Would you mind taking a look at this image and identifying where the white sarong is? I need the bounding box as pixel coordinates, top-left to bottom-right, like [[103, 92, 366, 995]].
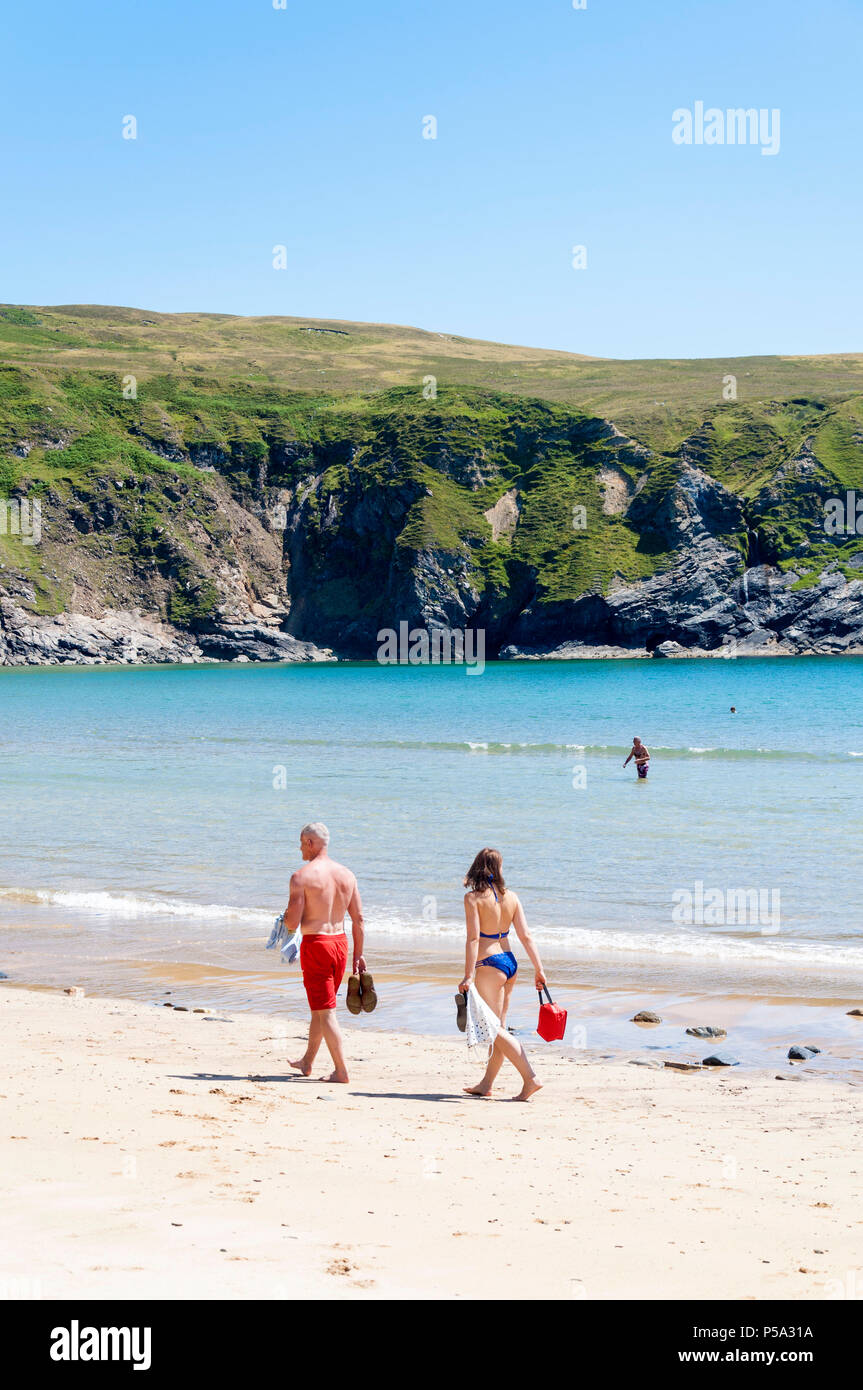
[[465, 983, 500, 1062]]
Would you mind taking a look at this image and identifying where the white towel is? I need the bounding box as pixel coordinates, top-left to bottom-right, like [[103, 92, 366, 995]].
[[265, 915, 301, 966], [265, 914, 286, 950], [465, 983, 500, 1062], [280, 928, 302, 966]]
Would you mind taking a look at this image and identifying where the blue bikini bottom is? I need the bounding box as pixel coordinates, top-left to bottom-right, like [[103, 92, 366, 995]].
[[476, 950, 518, 980]]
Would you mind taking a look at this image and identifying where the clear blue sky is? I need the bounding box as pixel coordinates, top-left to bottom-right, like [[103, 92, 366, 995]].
[[2, 0, 860, 358]]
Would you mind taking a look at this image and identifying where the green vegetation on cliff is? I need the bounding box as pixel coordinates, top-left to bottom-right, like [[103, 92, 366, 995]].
[[1, 304, 862, 649]]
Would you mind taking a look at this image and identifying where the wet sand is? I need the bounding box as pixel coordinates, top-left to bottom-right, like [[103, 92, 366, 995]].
[[3, 925, 862, 1081]]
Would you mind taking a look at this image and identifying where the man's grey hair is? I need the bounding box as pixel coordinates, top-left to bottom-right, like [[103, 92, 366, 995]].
[[300, 821, 330, 846]]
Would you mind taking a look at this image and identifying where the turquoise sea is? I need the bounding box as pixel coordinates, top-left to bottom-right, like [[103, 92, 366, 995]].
[[1, 657, 862, 1073]]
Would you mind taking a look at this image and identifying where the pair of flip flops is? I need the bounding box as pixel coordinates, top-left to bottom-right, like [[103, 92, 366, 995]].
[[346, 971, 377, 1014]]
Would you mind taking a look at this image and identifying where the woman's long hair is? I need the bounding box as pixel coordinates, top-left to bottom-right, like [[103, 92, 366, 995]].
[[464, 848, 506, 897]]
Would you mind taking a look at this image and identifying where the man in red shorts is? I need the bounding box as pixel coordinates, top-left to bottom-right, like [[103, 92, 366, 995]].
[[283, 822, 366, 1083]]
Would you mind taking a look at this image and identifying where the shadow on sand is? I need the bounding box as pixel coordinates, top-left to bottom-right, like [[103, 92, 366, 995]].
[[174, 1074, 462, 1100]]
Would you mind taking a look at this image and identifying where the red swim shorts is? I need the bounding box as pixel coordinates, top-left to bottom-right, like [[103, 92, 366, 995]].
[[300, 933, 349, 1011]]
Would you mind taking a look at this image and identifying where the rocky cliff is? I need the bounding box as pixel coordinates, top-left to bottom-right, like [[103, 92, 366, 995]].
[[2, 310, 862, 665]]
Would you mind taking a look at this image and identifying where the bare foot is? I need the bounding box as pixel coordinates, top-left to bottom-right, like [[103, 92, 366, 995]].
[[325, 1069, 350, 1084], [463, 1083, 493, 1097], [512, 1077, 543, 1102], [289, 1058, 312, 1076]]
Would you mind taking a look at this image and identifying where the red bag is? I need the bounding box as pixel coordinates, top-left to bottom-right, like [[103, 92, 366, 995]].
[[537, 984, 567, 1042]]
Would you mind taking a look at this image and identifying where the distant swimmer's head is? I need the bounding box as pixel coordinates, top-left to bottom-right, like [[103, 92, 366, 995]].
[[464, 847, 506, 899], [300, 821, 330, 859], [633, 736, 643, 746]]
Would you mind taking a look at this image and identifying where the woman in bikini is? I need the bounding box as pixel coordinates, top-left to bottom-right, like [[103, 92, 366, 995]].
[[458, 847, 546, 1101]]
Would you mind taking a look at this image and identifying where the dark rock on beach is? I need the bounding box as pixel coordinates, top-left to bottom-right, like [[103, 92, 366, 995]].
[[686, 1025, 727, 1039], [788, 1045, 821, 1060], [847, 1008, 863, 1017], [664, 1060, 703, 1072], [632, 1010, 662, 1024], [702, 1053, 740, 1067]]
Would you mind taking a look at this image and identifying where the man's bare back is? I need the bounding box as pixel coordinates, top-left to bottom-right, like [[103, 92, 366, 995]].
[[290, 855, 358, 935]]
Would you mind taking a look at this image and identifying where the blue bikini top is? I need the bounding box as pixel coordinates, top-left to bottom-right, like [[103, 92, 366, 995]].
[[479, 875, 507, 937]]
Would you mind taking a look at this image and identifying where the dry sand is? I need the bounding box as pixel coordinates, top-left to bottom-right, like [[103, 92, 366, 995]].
[[1, 985, 860, 1301]]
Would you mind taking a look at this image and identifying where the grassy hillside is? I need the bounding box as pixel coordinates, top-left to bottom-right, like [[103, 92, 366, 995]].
[[3, 302, 863, 452]]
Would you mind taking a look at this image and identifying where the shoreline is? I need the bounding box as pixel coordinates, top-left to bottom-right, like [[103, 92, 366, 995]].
[[4, 885, 863, 1081], [3, 647, 863, 671], [3, 609, 863, 672], [1, 982, 860, 1301], [3, 950, 862, 1084]]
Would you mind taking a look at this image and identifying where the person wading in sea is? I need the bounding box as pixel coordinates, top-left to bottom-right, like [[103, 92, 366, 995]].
[[283, 822, 368, 1084], [624, 736, 651, 780]]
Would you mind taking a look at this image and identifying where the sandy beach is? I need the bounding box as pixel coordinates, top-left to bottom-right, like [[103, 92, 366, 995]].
[[1, 983, 860, 1302]]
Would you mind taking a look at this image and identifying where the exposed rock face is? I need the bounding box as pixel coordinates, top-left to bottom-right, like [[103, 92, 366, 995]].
[[0, 599, 332, 667], [195, 622, 331, 664], [483, 488, 520, 539], [0, 599, 199, 666], [1, 377, 862, 665], [598, 464, 634, 515], [500, 462, 863, 659]]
